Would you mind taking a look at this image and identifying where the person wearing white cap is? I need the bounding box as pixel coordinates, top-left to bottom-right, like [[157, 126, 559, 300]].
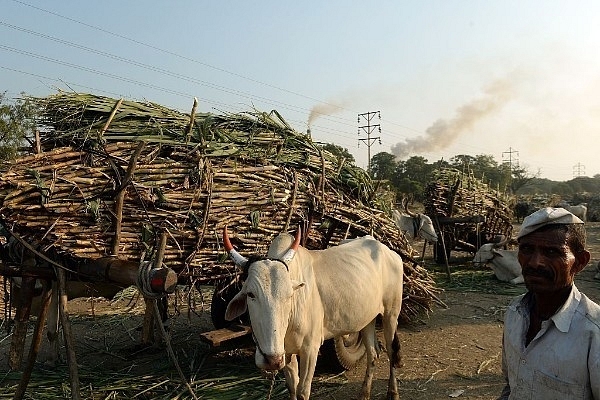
[[498, 207, 600, 400]]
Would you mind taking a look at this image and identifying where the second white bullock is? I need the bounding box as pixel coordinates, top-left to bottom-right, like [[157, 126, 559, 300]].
[[224, 227, 404, 400], [392, 200, 438, 243], [567, 204, 588, 222], [558, 202, 588, 222], [473, 241, 524, 285]]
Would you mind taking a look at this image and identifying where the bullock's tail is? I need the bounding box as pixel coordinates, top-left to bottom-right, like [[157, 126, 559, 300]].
[[391, 331, 402, 368]]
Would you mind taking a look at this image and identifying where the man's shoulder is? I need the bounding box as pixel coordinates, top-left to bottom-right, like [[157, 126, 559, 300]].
[[579, 293, 600, 329], [507, 293, 527, 308]]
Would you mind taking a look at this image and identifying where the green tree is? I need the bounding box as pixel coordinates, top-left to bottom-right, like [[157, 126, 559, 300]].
[[510, 165, 539, 194], [369, 152, 397, 181], [0, 92, 36, 161], [395, 156, 434, 201]]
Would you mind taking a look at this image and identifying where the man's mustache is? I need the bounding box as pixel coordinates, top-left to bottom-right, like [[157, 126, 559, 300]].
[[522, 267, 554, 280]]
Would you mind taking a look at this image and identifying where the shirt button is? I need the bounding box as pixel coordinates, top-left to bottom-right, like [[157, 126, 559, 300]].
[[521, 359, 526, 365]]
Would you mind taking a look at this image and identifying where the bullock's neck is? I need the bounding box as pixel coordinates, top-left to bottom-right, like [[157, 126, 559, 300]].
[[400, 214, 420, 239]]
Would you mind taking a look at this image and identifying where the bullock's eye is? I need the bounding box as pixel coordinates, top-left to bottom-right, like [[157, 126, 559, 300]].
[[247, 292, 256, 299]]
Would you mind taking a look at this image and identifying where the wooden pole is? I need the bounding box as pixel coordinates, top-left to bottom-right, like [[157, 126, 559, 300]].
[[13, 283, 52, 400], [420, 241, 427, 267], [111, 142, 145, 256], [142, 231, 169, 345], [56, 267, 81, 400], [99, 98, 123, 137], [186, 97, 198, 144], [1, 258, 177, 294], [434, 216, 452, 279], [34, 129, 41, 155], [8, 276, 36, 370]]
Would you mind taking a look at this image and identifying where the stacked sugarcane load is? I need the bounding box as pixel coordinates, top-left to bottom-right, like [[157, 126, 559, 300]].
[[424, 168, 514, 256], [0, 92, 441, 320]]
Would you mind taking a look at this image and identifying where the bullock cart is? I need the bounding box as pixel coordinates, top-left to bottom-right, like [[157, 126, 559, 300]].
[[423, 168, 514, 270], [0, 93, 441, 393]]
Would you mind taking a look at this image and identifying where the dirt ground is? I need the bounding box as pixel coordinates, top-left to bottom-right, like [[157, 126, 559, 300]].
[[1, 223, 599, 400]]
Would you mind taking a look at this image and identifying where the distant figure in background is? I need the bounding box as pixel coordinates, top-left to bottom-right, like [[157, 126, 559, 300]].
[[498, 207, 600, 400]]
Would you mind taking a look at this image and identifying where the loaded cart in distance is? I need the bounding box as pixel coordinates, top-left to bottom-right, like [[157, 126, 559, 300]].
[[423, 168, 514, 268]]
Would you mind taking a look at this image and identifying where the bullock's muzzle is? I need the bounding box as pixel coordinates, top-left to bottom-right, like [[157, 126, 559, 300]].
[[252, 332, 285, 370]]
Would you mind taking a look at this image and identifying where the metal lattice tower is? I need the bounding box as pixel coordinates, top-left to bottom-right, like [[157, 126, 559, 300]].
[[358, 111, 381, 174]]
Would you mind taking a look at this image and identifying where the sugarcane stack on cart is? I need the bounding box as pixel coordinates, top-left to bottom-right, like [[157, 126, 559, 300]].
[[0, 93, 442, 376], [423, 167, 514, 269]]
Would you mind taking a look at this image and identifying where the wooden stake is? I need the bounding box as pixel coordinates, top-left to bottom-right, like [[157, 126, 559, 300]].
[[34, 129, 41, 155], [13, 283, 52, 400], [56, 267, 81, 400], [142, 231, 169, 345], [186, 97, 198, 143], [111, 142, 145, 256], [8, 276, 36, 370], [99, 98, 123, 137]]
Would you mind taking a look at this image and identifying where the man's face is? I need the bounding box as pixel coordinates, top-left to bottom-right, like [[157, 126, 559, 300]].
[[517, 228, 586, 293]]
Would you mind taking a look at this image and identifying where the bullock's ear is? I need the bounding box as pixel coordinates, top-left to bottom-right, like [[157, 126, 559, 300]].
[[291, 280, 305, 291], [225, 291, 248, 321]]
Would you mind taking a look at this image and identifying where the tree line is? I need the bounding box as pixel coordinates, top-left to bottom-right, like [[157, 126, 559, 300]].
[[323, 143, 600, 202]]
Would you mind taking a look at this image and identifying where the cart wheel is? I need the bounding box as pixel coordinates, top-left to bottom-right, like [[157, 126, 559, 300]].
[[320, 332, 366, 371], [210, 281, 247, 329]]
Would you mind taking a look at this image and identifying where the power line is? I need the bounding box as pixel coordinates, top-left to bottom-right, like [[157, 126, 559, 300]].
[[8, 0, 360, 121]]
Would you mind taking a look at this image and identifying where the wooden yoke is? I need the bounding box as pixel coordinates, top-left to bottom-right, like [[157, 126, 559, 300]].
[[79, 257, 177, 294], [0, 257, 178, 295]]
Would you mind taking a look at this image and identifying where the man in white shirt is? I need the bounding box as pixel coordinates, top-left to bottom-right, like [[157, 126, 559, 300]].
[[498, 207, 600, 400]]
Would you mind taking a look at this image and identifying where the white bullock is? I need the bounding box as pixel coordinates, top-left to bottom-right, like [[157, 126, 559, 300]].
[[567, 204, 587, 222], [392, 201, 438, 243], [473, 242, 524, 285], [224, 227, 404, 400], [558, 202, 588, 222]]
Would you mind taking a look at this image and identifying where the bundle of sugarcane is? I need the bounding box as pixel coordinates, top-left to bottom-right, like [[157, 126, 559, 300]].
[[0, 92, 440, 320], [423, 167, 514, 239]]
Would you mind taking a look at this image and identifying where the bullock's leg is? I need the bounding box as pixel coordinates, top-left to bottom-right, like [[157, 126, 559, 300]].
[[283, 354, 299, 399], [382, 310, 401, 400], [359, 319, 378, 400], [297, 346, 319, 400]]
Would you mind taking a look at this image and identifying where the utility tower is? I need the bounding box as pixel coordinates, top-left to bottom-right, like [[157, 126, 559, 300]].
[[573, 162, 586, 178], [502, 147, 519, 170], [357, 111, 381, 173]]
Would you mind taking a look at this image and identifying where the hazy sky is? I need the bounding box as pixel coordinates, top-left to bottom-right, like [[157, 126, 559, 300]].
[[2, 0, 599, 181]]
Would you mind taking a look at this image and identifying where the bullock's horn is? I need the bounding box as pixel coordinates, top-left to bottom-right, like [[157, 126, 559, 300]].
[[403, 198, 417, 217], [223, 226, 248, 266], [493, 235, 509, 248], [281, 226, 301, 263]]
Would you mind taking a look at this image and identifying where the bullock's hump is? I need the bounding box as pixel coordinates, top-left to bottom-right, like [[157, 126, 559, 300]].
[[267, 233, 295, 259]]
